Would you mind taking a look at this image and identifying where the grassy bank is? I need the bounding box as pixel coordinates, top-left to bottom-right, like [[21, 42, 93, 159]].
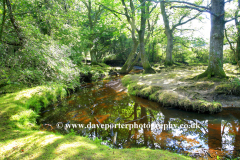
[[120, 64, 240, 114], [0, 83, 192, 159]]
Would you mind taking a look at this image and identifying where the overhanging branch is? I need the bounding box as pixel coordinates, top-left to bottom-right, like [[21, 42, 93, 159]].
[[170, 6, 217, 16], [148, 0, 209, 10]]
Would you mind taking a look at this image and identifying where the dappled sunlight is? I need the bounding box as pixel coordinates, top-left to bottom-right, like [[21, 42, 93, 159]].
[[57, 141, 97, 153], [143, 74, 154, 77], [163, 79, 174, 84], [137, 82, 144, 85], [39, 134, 62, 146], [14, 86, 44, 100]]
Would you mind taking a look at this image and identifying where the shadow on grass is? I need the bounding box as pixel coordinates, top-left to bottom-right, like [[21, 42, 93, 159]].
[[0, 85, 191, 160]]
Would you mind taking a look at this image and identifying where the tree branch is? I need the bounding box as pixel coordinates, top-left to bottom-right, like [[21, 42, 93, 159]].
[[148, 0, 209, 10], [170, 6, 217, 16], [99, 3, 129, 17], [225, 29, 239, 67], [173, 11, 202, 30], [121, 0, 132, 24], [6, 0, 24, 44], [225, 15, 240, 23]]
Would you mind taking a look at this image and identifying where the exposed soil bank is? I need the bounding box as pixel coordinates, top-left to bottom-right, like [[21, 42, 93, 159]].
[[122, 64, 240, 114]]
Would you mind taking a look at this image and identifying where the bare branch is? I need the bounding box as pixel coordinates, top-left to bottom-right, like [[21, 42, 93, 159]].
[[99, 3, 129, 17], [225, 14, 240, 23], [173, 11, 202, 30], [149, 3, 158, 14], [170, 6, 217, 16], [148, 0, 209, 10], [121, 0, 132, 24], [225, 29, 240, 67]]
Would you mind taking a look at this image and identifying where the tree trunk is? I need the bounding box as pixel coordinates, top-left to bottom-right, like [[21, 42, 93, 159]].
[[152, 41, 155, 62], [139, 0, 155, 74], [0, 0, 6, 41], [139, 36, 155, 73], [160, 2, 173, 66], [198, 0, 226, 78], [165, 31, 174, 65], [120, 41, 139, 74], [6, 0, 24, 44], [236, 0, 240, 61], [237, 35, 240, 61], [90, 48, 98, 65]]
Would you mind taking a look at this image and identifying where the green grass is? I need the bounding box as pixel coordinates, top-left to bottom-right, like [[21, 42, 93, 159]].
[[0, 84, 192, 160]]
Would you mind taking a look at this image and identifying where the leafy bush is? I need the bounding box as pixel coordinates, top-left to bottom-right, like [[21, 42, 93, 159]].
[[0, 37, 81, 88]]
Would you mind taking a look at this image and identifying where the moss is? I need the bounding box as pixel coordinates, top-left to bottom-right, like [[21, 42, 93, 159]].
[[195, 82, 214, 89], [167, 73, 177, 78], [158, 91, 179, 107], [215, 79, 240, 96], [143, 67, 156, 74], [149, 90, 162, 101], [196, 66, 227, 79], [121, 75, 138, 87], [178, 97, 192, 111], [192, 100, 222, 114], [164, 60, 173, 66], [128, 83, 148, 96], [137, 85, 162, 98], [123, 73, 223, 114]]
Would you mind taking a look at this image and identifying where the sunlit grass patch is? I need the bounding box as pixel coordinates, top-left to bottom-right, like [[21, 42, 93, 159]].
[[0, 82, 192, 160]]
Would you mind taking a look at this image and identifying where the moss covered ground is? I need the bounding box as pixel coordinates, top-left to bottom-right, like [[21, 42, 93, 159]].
[[122, 63, 240, 113]]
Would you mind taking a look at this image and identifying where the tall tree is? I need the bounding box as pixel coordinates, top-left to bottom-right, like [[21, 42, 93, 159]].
[[138, 0, 156, 73], [160, 1, 201, 66], [119, 0, 155, 73], [81, 0, 104, 65], [157, 0, 231, 78], [235, 0, 240, 61], [199, 0, 226, 78], [0, 0, 6, 41]]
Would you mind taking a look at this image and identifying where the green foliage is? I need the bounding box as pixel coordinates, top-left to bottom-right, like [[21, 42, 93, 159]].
[[0, 37, 81, 88], [24, 84, 67, 113], [68, 129, 77, 136]]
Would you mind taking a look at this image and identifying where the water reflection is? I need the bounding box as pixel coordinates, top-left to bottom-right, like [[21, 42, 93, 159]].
[[39, 78, 240, 159]]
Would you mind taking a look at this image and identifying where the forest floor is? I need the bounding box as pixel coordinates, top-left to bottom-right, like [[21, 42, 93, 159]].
[[122, 63, 240, 114], [0, 65, 192, 160]]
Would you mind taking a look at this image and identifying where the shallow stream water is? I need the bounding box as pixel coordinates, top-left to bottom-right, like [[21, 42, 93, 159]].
[[39, 77, 240, 159]]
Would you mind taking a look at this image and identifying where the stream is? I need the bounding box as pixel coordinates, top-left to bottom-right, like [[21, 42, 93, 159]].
[[39, 76, 240, 159]]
